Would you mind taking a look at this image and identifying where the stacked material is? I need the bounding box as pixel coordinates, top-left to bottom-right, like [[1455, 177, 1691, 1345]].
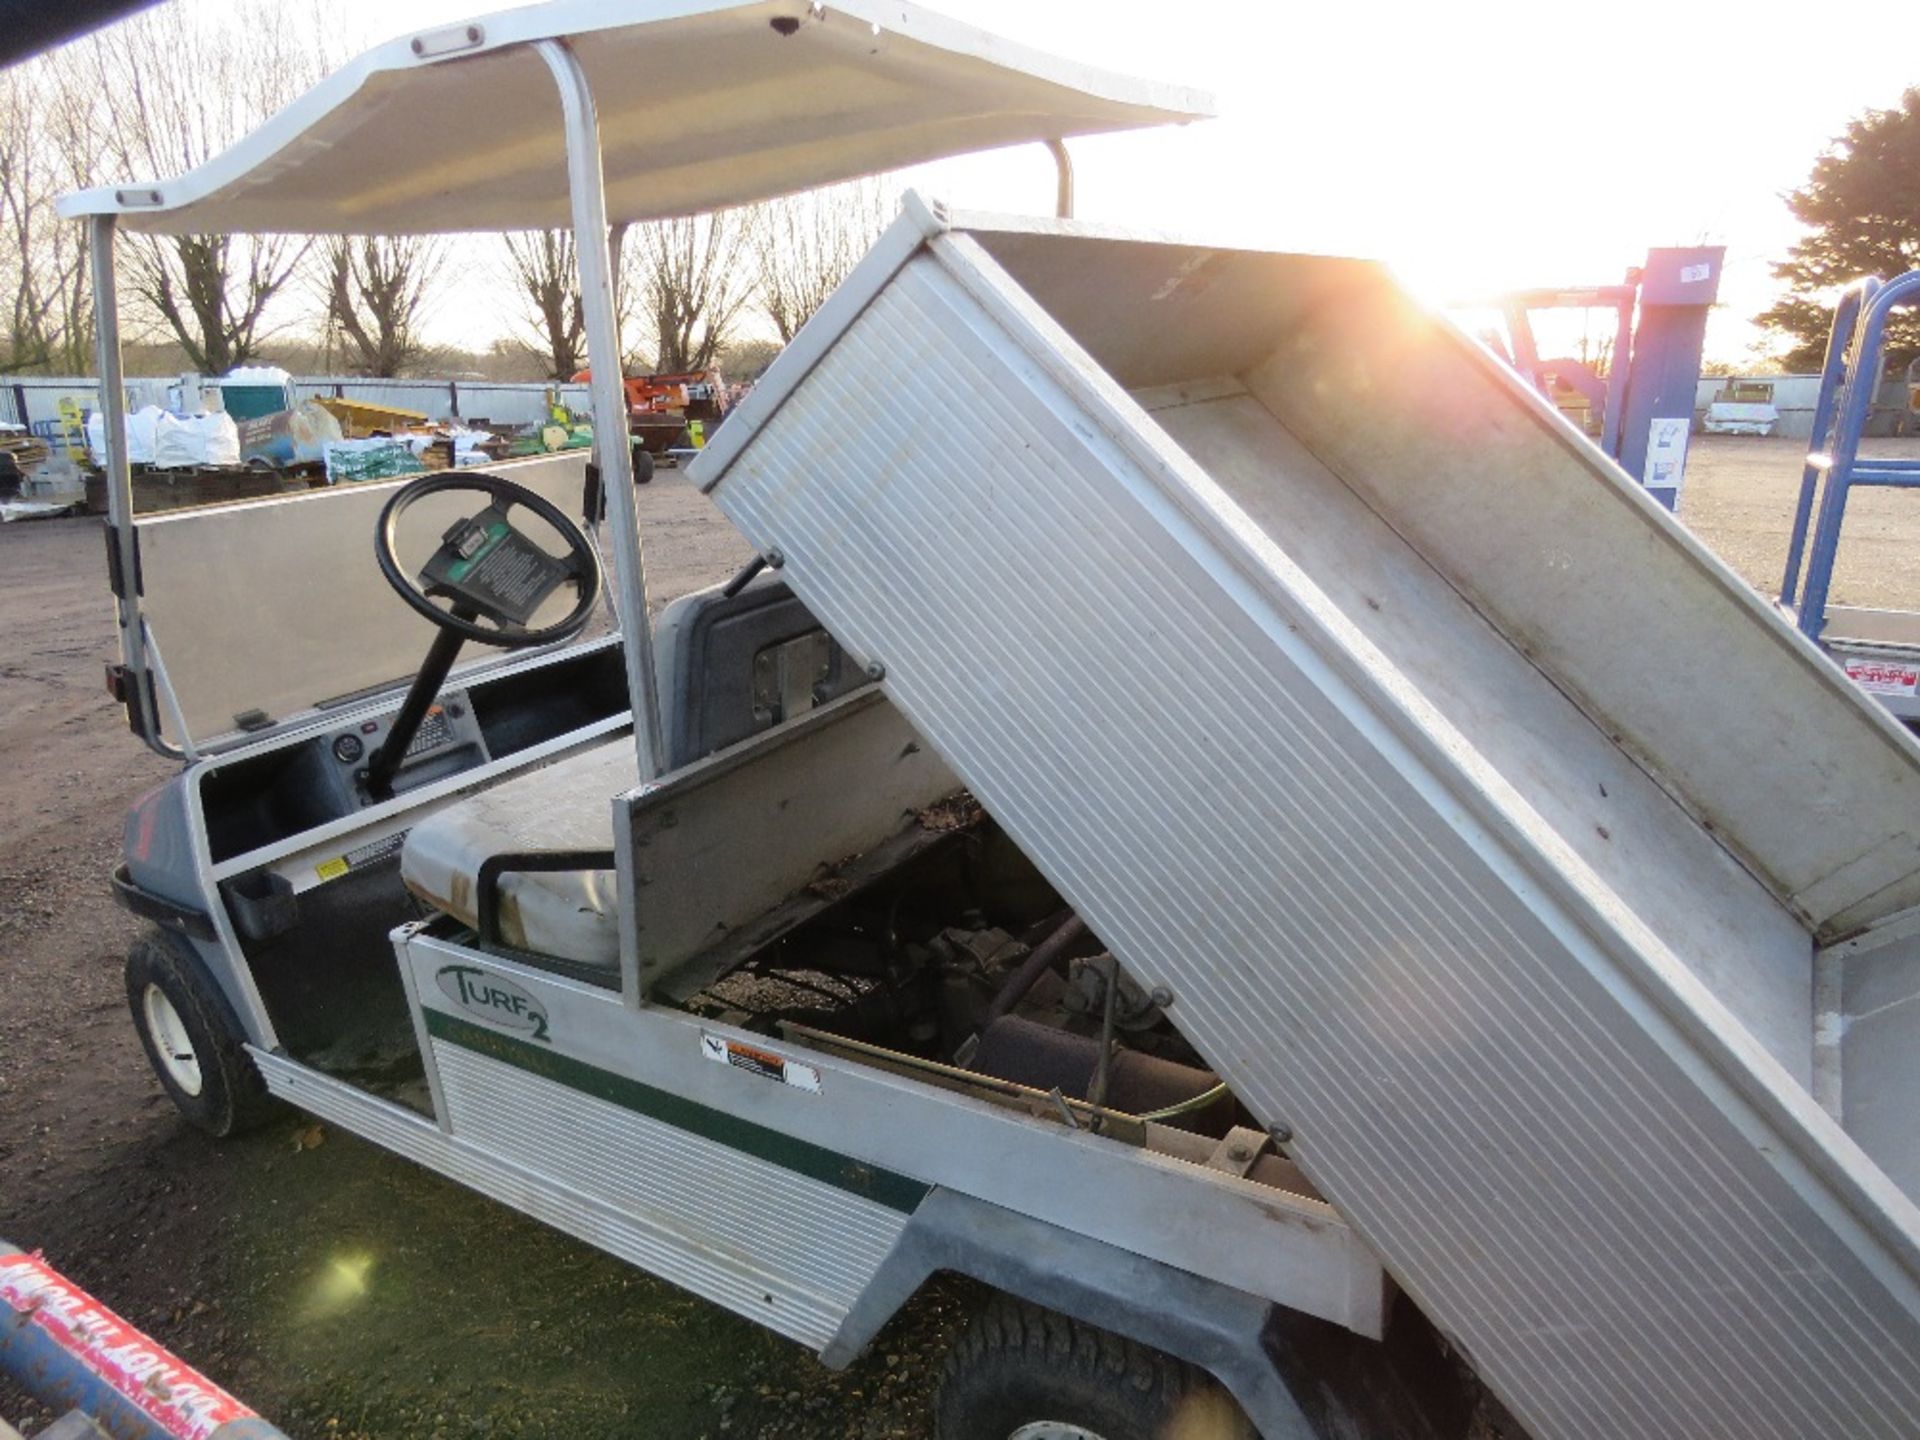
[[86, 406, 241, 469], [0, 456, 84, 522], [323, 426, 502, 482], [0, 424, 50, 475], [324, 437, 427, 483]]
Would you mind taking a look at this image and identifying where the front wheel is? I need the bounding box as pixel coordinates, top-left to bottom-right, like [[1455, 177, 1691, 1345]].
[[126, 932, 280, 1138], [936, 1296, 1254, 1440]]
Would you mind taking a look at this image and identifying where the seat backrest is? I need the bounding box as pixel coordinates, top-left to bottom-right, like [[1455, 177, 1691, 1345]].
[[654, 573, 868, 770]]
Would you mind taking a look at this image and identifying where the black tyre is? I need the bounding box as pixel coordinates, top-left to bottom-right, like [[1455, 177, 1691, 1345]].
[[126, 931, 280, 1137], [937, 1295, 1255, 1440]]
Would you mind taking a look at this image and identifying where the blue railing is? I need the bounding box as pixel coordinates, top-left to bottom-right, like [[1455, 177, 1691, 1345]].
[[1780, 271, 1920, 639]]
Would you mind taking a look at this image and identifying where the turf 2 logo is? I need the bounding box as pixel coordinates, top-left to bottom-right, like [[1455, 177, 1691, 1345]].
[[436, 964, 550, 1042]]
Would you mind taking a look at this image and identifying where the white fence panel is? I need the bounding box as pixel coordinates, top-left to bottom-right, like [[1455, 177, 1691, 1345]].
[[0, 375, 595, 432], [289, 377, 592, 426]]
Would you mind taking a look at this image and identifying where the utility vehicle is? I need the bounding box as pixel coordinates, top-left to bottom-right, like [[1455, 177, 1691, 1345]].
[[67, 3, 1920, 1439]]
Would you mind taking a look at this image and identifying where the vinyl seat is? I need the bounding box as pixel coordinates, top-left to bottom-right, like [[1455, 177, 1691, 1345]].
[[400, 738, 638, 971]]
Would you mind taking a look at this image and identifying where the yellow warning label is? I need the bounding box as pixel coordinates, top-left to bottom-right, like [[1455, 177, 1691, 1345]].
[[315, 857, 349, 882]]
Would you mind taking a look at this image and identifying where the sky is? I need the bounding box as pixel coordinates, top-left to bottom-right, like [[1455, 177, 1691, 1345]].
[[314, 0, 1917, 367]]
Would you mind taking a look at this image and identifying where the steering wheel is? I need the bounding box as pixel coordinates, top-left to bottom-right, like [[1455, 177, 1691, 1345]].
[[363, 471, 602, 799], [375, 471, 601, 648]]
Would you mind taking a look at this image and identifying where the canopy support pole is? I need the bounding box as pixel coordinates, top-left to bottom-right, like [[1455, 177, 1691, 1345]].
[[1045, 138, 1074, 219], [537, 38, 666, 781], [89, 213, 178, 759]]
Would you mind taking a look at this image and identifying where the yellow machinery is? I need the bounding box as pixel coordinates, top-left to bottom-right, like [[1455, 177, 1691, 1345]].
[[314, 395, 431, 438]]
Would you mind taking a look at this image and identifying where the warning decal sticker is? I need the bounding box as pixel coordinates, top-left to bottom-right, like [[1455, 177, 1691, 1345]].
[[700, 1032, 822, 1093], [315, 829, 410, 884]]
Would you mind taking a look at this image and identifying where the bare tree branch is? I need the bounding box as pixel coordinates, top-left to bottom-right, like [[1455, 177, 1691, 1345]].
[[748, 179, 893, 344], [77, 3, 330, 374], [0, 54, 100, 373], [320, 235, 445, 376], [629, 211, 752, 373], [499, 230, 589, 380]]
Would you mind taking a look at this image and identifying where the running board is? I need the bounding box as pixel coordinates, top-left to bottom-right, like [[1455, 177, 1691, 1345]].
[[248, 1049, 865, 1351]]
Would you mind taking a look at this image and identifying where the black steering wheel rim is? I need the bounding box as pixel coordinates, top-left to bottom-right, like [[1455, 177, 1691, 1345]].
[[375, 471, 601, 648]]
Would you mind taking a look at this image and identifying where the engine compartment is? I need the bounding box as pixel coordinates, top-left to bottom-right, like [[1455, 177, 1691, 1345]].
[[682, 807, 1242, 1143]]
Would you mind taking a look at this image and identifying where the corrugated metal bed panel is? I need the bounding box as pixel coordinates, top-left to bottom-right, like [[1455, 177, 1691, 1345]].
[[692, 216, 1920, 1440]]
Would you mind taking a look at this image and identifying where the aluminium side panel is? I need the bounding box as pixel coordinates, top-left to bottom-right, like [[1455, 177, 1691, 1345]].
[[325, 929, 1383, 1349], [693, 234, 1920, 1440], [251, 1039, 898, 1353]]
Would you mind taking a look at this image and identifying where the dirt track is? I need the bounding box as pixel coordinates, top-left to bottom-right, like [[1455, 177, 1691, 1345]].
[[2, 438, 1917, 1438]]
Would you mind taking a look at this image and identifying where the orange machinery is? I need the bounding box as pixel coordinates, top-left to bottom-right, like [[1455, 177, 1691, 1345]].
[[570, 367, 729, 455]]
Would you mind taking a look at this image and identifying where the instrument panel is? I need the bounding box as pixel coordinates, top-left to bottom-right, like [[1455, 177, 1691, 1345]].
[[324, 691, 488, 797]]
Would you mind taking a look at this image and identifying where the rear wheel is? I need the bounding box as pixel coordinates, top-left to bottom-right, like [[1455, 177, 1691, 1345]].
[[936, 1295, 1254, 1440], [126, 932, 280, 1137]]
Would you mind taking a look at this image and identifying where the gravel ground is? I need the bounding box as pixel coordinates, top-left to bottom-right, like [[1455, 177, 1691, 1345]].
[[1676, 433, 1920, 612], [1, 436, 1915, 1438]]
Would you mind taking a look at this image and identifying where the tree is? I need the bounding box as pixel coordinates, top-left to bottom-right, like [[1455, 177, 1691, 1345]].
[[629, 212, 751, 373], [1758, 89, 1920, 372], [79, 4, 327, 374], [716, 336, 782, 380], [322, 235, 444, 376], [0, 56, 99, 373], [749, 178, 892, 344], [500, 229, 588, 379]]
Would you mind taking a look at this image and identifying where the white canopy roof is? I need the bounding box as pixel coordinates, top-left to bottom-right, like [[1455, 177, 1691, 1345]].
[[59, 0, 1211, 235]]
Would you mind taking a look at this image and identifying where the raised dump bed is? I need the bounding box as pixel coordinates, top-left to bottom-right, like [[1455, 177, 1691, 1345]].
[[692, 197, 1920, 1440]]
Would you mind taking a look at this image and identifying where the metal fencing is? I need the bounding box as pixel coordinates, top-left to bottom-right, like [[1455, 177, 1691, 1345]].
[[286, 377, 592, 426], [0, 374, 594, 430], [0, 376, 110, 431]]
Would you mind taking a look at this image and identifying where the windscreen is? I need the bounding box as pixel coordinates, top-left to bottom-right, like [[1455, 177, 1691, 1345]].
[[132, 451, 594, 750]]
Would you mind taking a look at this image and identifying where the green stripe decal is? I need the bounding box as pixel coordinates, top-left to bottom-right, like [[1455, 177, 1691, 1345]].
[[425, 1009, 932, 1214]]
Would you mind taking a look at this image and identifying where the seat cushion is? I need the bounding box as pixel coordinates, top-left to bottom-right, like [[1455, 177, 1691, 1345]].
[[400, 738, 640, 970]]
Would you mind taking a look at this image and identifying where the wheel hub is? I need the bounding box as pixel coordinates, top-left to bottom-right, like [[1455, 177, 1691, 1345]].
[[1009, 1424, 1109, 1440], [142, 983, 203, 1097]]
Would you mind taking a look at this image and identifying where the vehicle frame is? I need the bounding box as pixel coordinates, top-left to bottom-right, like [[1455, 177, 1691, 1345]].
[[63, 5, 1408, 1437]]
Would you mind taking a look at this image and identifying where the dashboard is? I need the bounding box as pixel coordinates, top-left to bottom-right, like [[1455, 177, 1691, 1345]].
[[322, 692, 489, 801], [200, 639, 629, 864]]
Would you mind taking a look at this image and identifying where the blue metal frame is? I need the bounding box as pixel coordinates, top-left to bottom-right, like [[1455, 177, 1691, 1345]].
[[2, 1238, 289, 1440], [1780, 271, 1920, 639], [1492, 249, 1721, 510], [1502, 284, 1637, 460]]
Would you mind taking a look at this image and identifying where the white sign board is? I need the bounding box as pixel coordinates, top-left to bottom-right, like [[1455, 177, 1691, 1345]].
[[1845, 657, 1920, 697], [1643, 416, 1691, 496]]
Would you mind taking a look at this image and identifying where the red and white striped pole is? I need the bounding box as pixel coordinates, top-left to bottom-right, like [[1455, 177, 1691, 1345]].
[[1, 1244, 288, 1440]]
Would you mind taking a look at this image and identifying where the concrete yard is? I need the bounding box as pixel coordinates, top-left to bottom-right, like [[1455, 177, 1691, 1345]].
[[1679, 434, 1920, 613], [1, 436, 1915, 1437]]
